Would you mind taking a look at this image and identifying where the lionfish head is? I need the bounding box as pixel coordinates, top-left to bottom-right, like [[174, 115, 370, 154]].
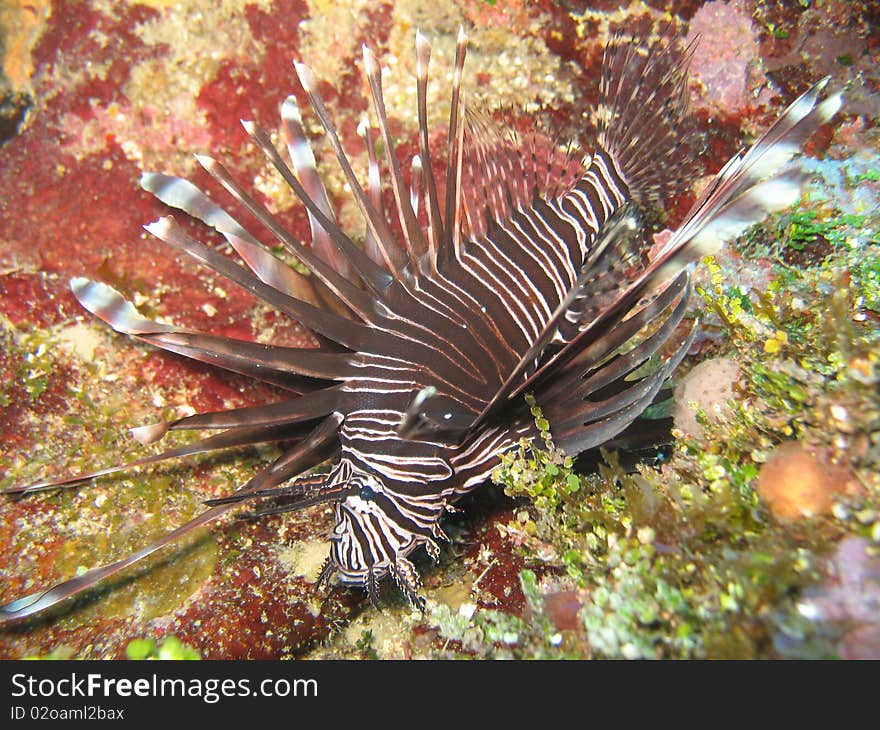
[[322, 459, 433, 608]]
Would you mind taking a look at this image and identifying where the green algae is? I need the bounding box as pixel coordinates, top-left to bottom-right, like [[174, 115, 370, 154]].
[[430, 570, 573, 659], [354, 630, 379, 660], [125, 635, 201, 660], [472, 195, 880, 659], [21, 635, 200, 660], [0, 318, 58, 414]]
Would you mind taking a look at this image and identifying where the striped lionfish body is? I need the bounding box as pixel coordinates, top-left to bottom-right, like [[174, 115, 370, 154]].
[[1, 28, 840, 619]]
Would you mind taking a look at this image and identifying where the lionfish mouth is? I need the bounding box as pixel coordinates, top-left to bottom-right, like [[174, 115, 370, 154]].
[[0, 25, 841, 621]]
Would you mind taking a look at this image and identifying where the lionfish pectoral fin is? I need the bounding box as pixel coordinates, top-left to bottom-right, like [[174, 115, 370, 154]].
[[528, 77, 842, 390], [545, 320, 698, 455], [522, 266, 693, 454], [140, 173, 322, 307], [3, 421, 315, 496], [655, 78, 843, 264], [0, 505, 229, 624], [142, 216, 369, 351], [598, 390, 678, 454], [72, 278, 351, 389], [165, 386, 343, 433], [129, 420, 169, 445], [0, 416, 342, 624], [391, 557, 426, 612], [70, 277, 173, 336]]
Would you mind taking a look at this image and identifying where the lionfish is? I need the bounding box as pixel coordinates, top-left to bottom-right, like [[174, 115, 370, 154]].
[[1, 27, 840, 620]]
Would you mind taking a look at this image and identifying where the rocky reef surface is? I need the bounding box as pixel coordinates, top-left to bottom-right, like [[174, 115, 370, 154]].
[[0, 0, 877, 659]]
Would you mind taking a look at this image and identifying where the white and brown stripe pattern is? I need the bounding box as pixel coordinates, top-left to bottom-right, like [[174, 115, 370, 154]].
[[0, 28, 841, 620]]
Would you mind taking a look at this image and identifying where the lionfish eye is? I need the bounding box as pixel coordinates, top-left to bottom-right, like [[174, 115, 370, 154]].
[[359, 484, 377, 501]]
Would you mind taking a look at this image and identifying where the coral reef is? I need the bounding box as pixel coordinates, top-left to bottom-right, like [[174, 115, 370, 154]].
[[1, 0, 878, 659]]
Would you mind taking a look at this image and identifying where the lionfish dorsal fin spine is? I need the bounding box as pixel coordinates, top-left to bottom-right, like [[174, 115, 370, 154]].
[[241, 117, 393, 298], [442, 26, 468, 258], [415, 29, 444, 270], [409, 154, 423, 219], [0, 414, 342, 622], [362, 44, 429, 271], [293, 59, 409, 279], [597, 30, 697, 205], [167, 384, 344, 432], [193, 152, 377, 321], [458, 109, 587, 241], [142, 216, 369, 350], [278, 96, 354, 282], [451, 86, 467, 258], [357, 118, 393, 270]]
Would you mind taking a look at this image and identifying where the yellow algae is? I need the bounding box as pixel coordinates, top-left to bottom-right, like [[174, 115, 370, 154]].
[[54, 516, 219, 623], [276, 539, 330, 583], [343, 607, 420, 659], [299, 0, 375, 90], [384, 0, 574, 128], [0, 0, 51, 93], [54, 321, 104, 364], [124, 0, 188, 9]]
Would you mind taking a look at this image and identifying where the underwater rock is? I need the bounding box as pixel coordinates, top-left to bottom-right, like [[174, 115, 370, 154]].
[[798, 536, 880, 660], [840, 624, 880, 660], [685, 0, 768, 114]]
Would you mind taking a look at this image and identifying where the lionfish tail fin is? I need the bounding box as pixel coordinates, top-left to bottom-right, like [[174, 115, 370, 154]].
[[656, 78, 843, 267], [597, 29, 697, 205]]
